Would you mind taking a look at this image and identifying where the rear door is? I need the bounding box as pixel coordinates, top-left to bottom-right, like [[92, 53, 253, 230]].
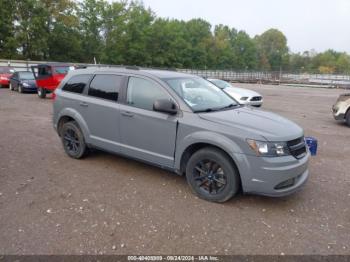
[[119, 76, 178, 168], [80, 74, 127, 153]]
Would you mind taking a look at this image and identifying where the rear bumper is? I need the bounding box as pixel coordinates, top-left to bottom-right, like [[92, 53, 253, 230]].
[[0, 80, 9, 86], [234, 151, 310, 197]]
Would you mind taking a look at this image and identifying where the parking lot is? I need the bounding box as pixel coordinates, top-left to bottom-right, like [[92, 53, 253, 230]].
[[0, 83, 349, 255]]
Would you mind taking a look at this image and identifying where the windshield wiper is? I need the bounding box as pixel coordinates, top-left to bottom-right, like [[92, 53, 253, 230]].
[[194, 108, 215, 113], [194, 104, 238, 113]]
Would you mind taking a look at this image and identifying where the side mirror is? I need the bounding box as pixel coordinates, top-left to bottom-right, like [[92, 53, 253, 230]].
[[153, 99, 178, 115]]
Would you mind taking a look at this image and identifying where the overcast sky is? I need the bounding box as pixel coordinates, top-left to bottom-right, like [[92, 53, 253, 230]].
[[138, 0, 350, 53]]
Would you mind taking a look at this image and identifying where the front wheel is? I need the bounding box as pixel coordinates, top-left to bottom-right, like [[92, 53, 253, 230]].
[[60, 121, 87, 159], [37, 87, 46, 98], [346, 110, 350, 127], [186, 147, 240, 202]]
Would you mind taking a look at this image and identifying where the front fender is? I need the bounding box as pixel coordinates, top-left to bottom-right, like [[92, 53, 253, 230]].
[[174, 130, 244, 172]]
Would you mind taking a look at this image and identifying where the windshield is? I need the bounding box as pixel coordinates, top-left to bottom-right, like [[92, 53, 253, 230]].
[[209, 79, 232, 89], [19, 72, 35, 80], [164, 77, 238, 112]]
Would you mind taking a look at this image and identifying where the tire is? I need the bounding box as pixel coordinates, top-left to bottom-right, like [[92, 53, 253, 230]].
[[60, 121, 88, 159], [346, 110, 350, 127], [37, 87, 46, 98], [18, 85, 23, 93], [185, 147, 240, 202]]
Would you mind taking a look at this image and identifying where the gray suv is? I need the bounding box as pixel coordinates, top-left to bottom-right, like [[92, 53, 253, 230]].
[[53, 68, 310, 202]]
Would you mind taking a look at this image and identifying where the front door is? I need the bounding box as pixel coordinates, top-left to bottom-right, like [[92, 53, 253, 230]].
[[119, 76, 178, 168]]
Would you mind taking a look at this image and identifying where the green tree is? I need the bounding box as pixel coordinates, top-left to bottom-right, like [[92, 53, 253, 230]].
[[148, 18, 191, 68], [102, 1, 128, 64], [120, 1, 155, 66], [255, 29, 289, 70], [0, 0, 17, 59], [185, 19, 212, 69], [231, 30, 257, 70], [14, 0, 48, 59], [209, 25, 234, 69], [78, 0, 106, 63], [336, 53, 350, 74]]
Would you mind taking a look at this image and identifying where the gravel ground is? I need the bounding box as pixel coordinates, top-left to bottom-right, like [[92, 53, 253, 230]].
[[0, 84, 349, 255]]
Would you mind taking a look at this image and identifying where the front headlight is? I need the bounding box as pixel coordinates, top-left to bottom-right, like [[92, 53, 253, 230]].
[[22, 82, 30, 87], [247, 139, 289, 157]]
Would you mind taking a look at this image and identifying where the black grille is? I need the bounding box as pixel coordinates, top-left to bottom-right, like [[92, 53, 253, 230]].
[[250, 96, 262, 101], [287, 137, 307, 159]]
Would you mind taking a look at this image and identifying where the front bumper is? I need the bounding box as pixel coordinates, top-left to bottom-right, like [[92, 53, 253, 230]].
[[23, 85, 37, 91], [241, 100, 263, 107], [248, 100, 263, 107], [234, 151, 310, 197], [332, 104, 346, 120]]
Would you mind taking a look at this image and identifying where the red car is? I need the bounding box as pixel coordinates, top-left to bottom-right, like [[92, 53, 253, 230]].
[[31, 63, 74, 98], [0, 66, 15, 88]]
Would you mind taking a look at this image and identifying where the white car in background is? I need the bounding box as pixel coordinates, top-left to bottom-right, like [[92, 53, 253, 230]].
[[207, 78, 263, 107]]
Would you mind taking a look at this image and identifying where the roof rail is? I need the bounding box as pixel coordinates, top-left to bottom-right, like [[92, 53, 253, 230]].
[[125, 66, 140, 70]]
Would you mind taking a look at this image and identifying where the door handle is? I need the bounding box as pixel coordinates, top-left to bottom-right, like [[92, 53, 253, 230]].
[[79, 102, 88, 107], [121, 111, 134, 118]]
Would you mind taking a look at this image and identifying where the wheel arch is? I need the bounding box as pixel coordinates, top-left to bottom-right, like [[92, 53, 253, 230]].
[[56, 108, 90, 141], [176, 131, 244, 185]]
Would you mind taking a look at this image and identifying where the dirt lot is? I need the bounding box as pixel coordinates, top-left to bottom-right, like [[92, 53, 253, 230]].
[[0, 84, 349, 255]]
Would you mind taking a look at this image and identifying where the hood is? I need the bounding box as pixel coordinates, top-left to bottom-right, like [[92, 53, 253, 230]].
[[224, 87, 261, 98], [199, 107, 303, 142], [336, 93, 350, 102]]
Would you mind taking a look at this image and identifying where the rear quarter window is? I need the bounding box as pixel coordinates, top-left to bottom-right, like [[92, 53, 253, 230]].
[[62, 74, 92, 94]]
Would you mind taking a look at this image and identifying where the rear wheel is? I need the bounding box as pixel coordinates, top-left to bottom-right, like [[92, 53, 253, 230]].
[[37, 87, 46, 98], [185, 147, 240, 202], [61, 121, 87, 159], [346, 110, 350, 127]]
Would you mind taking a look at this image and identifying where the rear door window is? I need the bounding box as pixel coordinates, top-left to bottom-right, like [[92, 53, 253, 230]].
[[88, 74, 123, 102], [62, 74, 92, 94]]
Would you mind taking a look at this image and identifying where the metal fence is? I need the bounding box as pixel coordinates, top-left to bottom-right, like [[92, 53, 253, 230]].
[[1, 59, 350, 88], [178, 69, 350, 88]]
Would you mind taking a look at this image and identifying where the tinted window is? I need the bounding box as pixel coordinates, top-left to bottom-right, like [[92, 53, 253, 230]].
[[88, 75, 123, 101], [62, 74, 91, 94], [38, 67, 51, 76], [127, 77, 170, 111]]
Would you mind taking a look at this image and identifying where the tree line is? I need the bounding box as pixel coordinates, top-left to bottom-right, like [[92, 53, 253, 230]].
[[1, 0, 349, 74]]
